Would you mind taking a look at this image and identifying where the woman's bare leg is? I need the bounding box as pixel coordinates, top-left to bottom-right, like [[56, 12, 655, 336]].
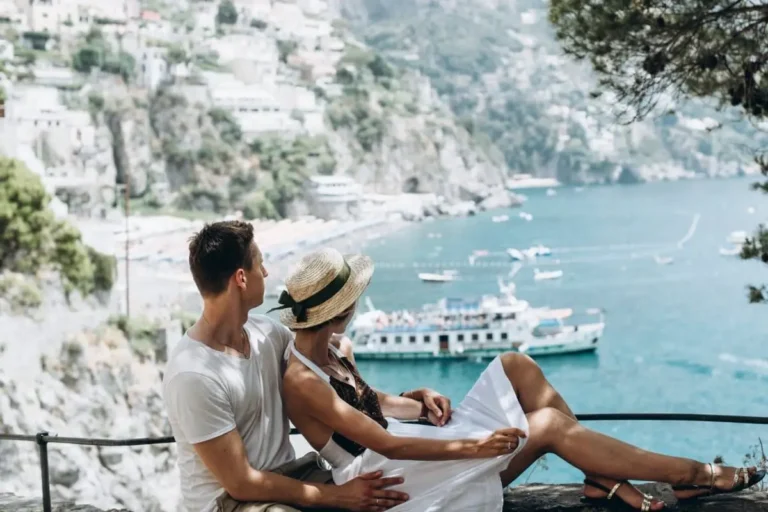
[[501, 407, 757, 509], [496, 353, 758, 508], [498, 352, 653, 504]]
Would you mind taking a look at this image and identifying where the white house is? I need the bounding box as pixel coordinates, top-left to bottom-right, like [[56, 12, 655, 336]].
[[135, 45, 169, 90], [24, 0, 63, 33], [32, 65, 79, 87], [210, 84, 299, 137], [205, 34, 278, 87], [304, 175, 363, 220], [0, 38, 14, 61]]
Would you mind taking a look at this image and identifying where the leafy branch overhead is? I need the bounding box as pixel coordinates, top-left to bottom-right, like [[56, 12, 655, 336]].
[[548, 0, 768, 302]]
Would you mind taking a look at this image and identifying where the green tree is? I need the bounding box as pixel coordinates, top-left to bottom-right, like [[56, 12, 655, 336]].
[[548, 0, 768, 301], [0, 157, 115, 299], [216, 0, 238, 25]]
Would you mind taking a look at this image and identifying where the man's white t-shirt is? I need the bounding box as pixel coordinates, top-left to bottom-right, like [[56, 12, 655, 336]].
[[162, 313, 296, 512]]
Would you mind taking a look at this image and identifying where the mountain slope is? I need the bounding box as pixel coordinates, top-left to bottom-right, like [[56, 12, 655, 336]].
[[337, 0, 767, 184]]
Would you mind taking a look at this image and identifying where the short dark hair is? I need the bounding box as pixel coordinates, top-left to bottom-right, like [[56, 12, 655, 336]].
[[188, 220, 255, 296]]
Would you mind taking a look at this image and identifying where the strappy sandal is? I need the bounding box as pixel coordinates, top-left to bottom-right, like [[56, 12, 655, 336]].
[[583, 479, 661, 511], [672, 462, 766, 499]]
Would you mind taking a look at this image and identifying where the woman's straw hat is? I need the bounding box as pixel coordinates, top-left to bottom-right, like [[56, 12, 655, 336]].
[[271, 247, 374, 329]]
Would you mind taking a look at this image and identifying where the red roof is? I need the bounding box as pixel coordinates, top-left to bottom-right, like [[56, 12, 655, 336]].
[[141, 10, 162, 21]]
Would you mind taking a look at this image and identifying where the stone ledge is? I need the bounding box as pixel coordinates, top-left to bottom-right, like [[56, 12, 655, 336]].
[[3, 484, 767, 511], [503, 483, 768, 511]]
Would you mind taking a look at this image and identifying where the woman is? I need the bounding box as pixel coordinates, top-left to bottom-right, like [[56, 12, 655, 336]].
[[272, 248, 764, 511]]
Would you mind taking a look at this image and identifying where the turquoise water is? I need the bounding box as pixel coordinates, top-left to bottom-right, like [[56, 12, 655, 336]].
[[353, 178, 768, 484]]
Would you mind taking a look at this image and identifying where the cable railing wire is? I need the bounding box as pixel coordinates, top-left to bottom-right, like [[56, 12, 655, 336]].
[[2, 412, 767, 512]]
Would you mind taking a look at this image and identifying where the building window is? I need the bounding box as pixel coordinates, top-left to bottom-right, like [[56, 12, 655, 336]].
[[395, 336, 402, 344], [380, 336, 387, 344], [423, 335, 431, 343], [486, 332, 494, 341], [471, 333, 479, 342], [409, 335, 416, 344], [457, 334, 464, 342], [500, 332, 508, 341]]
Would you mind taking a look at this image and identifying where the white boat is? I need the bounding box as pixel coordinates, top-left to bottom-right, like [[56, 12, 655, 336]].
[[418, 270, 458, 282], [528, 244, 552, 257], [492, 215, 510, 223], [727, 230, 748, 244], [719, 246, 742, 256], [506, 174, 561, 190], [534, 269, 563, 281], [519, 212, 534, 221], [349, 280, 604, 360], [546, 188, 557, 197], [654, 255, 674, 265], [507, 248, 526, 261]]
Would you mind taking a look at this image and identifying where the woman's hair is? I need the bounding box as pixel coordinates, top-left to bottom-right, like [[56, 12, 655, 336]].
[[299, 305, 355, 332]]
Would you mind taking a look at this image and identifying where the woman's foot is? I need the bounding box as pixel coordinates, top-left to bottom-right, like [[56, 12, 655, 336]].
[[584, 476, 665, 510], [673, 464, 765, 500]]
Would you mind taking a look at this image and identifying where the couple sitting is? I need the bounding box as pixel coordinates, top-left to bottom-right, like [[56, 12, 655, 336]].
[[162, 220, 764, 512]]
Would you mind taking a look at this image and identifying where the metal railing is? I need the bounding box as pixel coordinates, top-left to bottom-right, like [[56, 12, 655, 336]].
[[2, 413, 768, 512]]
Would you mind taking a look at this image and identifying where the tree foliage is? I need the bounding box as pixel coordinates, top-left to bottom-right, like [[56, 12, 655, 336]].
[[216, 0, 238, 25], [549, 0, 768, 302], [0, 157, 116, 301], [549, 1, 768, 121]]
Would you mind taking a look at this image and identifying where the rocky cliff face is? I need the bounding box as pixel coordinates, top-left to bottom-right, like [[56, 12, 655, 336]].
[[0, 326, 177, 512], [338, 0, 768, 184]]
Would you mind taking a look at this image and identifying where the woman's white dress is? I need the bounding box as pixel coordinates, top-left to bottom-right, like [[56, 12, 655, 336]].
[[289, 343, 529, 512]]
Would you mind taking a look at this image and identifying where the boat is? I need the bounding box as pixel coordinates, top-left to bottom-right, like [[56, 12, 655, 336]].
[[418, 270, 458, 282], [546, 188, 557, 197], [349, 279, 604, 360], [727, 230, 748, 244], [533, 269, 563, 281], [507, 245, 552, 262], [654, 255, 674, 265], [519, 212, 533, 221], [719, 246, 742, 256], [492, 215, 510, 223]]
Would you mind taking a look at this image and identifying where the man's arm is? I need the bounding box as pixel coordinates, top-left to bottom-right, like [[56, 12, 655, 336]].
[[166, 371, 408, 511], [194, 429, 408, 509]]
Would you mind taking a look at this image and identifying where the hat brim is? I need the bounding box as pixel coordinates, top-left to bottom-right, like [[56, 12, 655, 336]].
[[280, 253, 374, 330]]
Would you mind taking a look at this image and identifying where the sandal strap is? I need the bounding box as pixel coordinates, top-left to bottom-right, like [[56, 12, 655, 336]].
[[734, 468, 749, 489], [606, 481, 623, 500], [709, 462, 716, 489]]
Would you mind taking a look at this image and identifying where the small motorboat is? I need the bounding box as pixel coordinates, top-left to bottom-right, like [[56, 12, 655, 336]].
[[534, 269, 563, 281], [727, 230, 748, 244], [719, 246, 742, 257], [519, 212, 533, 221], [654, 255, 674, 265], [492, 215, 510, 223], [418, 270, 458, 282]]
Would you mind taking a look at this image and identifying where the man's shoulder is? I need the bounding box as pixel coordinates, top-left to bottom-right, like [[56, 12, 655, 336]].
[[163, 336, 219, 385], [246, 312, 292, 352]]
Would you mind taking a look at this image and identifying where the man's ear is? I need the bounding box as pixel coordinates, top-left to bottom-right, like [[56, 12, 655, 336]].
[[234, 268, 247, 288]]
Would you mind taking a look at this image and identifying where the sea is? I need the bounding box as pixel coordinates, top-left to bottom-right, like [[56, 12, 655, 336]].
[[347, 177, 768, 484]]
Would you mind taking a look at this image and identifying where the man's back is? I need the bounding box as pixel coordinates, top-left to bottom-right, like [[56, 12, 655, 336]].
[[163, 313, 295, 512]]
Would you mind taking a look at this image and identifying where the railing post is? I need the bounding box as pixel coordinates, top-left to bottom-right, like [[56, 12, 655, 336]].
[[35, 432, 51, 512]]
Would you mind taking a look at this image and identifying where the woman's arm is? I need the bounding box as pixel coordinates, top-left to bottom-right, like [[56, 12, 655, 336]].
[[284, 371, 524, 462]]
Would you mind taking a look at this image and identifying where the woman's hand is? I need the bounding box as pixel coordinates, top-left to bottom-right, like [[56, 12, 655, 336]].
[[465, 428, 526, 459]]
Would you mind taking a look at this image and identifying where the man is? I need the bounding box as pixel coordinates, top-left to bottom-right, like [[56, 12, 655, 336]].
[[162, 221, 451, 512]]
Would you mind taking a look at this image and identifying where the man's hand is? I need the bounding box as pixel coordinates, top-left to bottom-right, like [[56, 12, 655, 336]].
[[407, 388, 452, 427], [331, 470, 408, 511]]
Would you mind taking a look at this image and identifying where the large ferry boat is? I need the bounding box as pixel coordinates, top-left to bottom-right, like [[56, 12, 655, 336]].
[[349, 279, 605, 360]]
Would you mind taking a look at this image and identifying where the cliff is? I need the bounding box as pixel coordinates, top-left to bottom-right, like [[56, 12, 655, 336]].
[[2, 484, 766, 512], [338, 0, 768, 184]]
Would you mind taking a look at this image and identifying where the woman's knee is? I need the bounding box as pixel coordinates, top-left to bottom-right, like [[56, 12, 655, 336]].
[[526, 407, 572, 448], [501, 352, 541, 379]]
